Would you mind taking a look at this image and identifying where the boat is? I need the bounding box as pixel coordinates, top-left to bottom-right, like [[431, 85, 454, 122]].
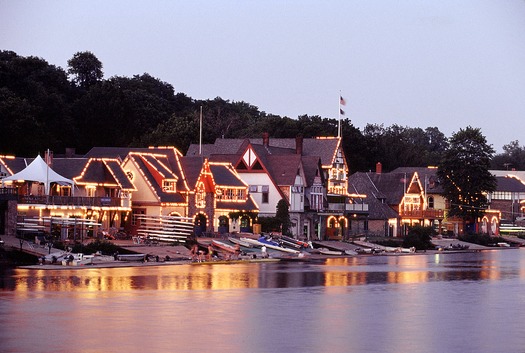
[[280, 235, 312, 249], [241, 237, 300, 254], [240, 237, 263, 247], [319, 248, 345, 256], [443, 243, 470, 251], [228, 236, 254, 248], [211, 239, 239, 254], [190, 258, 280, 265], [117, 253, 147, 261]]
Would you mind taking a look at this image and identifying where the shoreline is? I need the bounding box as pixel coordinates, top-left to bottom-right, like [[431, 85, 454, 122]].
[[16, 248, 501, 270]]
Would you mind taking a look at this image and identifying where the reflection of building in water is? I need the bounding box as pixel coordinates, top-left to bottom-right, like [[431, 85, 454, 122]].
[[386, 255, 429, 284], [324, 257, 369, 287], [11, 265, 262, 293]]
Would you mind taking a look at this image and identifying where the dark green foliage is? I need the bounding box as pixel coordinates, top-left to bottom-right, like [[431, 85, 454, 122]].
[[362, 124, 448, 172], [275, 199, 291, 235], [491, 140, 525, 170], [67, 51, 103, 89], [257, 216, 282, 233], [3, 49, 507, 175], [402, 225, 435, 250], [373, 238, 403, 247], [458, 234, 510, 247], [70, 239, 130, 255], [437, 127, 497, 231], [0, 51, 74, 155]]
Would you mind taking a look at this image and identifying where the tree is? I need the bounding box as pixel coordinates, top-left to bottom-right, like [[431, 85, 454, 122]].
[[403, 225, 435, 250], [67, 51, 103, 89], [0, 51, 74, 155], [275, 199, 291, 235], [491, 140, 525, 170], [71, 74, 176, 152], [437, 126, 497, 234]]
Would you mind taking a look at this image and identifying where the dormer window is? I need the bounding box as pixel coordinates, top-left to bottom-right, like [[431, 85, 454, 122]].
[[162, 179, 176, 193]]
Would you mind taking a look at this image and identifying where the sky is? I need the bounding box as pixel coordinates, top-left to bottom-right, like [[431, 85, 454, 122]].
[[1, 0, 525, 153]]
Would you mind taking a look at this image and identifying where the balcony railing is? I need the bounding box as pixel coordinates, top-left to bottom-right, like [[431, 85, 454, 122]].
[[327, 203, 369, 213], [400, 209, 444, 218], [0, 187, 18, 200], [17, 195, 128, 208]]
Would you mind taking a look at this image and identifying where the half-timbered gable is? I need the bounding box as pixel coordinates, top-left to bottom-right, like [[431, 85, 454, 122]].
[[186, 133, 368, 240], [121, 151, 188, 227], [181, 157, 258, 235]]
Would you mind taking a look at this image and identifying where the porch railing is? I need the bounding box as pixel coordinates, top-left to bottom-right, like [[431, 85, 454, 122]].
[[17, 195, 127, 208], [327, 203, 369, 212], [400, 209, 445, 218]]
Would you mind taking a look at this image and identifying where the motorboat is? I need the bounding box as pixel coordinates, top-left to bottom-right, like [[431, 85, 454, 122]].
[[279, 235, 312, 249]]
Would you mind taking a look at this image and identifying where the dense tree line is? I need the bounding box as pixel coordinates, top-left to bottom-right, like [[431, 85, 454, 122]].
[[0, 50, 519, 172]]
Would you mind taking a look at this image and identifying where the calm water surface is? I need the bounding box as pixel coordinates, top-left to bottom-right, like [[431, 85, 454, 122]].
[[1, 250, 525, 353]]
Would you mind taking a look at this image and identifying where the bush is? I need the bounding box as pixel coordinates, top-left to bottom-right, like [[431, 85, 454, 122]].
[[403, 225, 435, 250], [458, 234, 508, 247], [374, 238, 403, 247], [71, 239, 129, 255], [258, 216, 282, 233]]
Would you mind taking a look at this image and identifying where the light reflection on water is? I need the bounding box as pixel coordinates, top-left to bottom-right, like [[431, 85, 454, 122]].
[[1, 250, 525, 353]]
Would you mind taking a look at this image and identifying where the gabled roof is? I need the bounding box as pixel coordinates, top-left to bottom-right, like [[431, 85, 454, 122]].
[[74, 158, 135, 191], [362, 172, 407, 205], [494, 175, 525, 192], [347, 172, 399, 220], [265, 154, 303, 186], [180, 156, 205, 189], [84, 147, 142, 160], [126, 152, 186, 204], [186, 136, 340, 167], [209, 163, 246, 187], [216, 196, 258, 212], [0, 155, 27, 175], [186, 139, 250, 156], [52, 158, 89, 179], [301, 156, 322, 187], [391, 167, 443, 193]]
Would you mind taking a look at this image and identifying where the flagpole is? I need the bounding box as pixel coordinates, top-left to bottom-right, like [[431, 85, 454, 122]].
[[338, 92, 341, 138], [339, 92, 346, 138], [199, 106, 203, 156]]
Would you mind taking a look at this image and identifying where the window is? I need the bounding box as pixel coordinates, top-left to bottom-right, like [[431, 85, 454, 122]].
[[86, 186, 96, 197], [262, 191, 269, 204], [196, 182, 206, 208], [249, 185, 257, 193], [427, 196, 434, 209], [162, 180, 176, 192]]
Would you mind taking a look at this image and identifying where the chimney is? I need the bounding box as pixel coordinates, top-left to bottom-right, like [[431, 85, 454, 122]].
[[65, 148, 76, 158], [295, 134, 303, 155], [376, 162, 382, 174], [262, 132, 269, 147]]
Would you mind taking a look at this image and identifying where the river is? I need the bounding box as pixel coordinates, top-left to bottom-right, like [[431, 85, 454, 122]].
[[1, 249, 524, 353]]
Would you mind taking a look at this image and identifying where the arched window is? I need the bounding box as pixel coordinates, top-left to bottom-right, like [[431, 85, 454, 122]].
[[196, 182, 206, 208], [427, 196, 434, 209]]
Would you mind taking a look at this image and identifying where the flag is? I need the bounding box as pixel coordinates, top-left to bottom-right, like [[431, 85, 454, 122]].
[[340, 95, 346, 106], [340, 108, 345, 115]]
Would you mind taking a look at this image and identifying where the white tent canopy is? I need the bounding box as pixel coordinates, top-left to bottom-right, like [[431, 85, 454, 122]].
[[2, 155, 75, 195]]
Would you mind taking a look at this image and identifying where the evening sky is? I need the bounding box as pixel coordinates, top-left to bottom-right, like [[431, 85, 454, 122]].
[[1, 0, 525, 152]]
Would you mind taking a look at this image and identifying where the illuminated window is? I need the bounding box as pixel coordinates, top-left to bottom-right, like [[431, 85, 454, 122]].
[[162, 180, 176, 193], [86, 186, 96, 197], [196, 182, 206, 208], [427, 196, 434, 209]]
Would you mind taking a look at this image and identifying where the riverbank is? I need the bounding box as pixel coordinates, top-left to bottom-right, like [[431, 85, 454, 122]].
[[5, 234, 522, 270]]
